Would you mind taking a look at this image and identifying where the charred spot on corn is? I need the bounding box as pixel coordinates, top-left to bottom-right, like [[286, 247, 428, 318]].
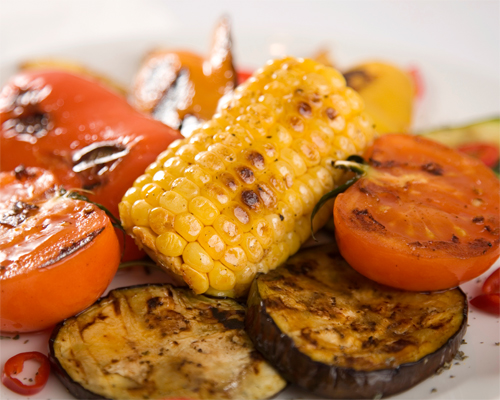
[[119, 57, 377, 297]]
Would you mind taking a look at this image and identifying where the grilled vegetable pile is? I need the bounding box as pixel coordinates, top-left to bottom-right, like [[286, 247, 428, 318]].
[[246, 244, 468, 399], [50, 284, 286, 400], [119, 56, 377, 298]]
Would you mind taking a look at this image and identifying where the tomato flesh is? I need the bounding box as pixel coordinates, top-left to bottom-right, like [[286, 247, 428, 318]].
[[334, 134, 500, 291], [2, 352, 50, 395], [0, 70, 182, 261], [0, 168, 120, 332]]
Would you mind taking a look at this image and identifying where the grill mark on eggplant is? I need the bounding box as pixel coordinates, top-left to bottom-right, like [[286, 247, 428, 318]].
[[246, 244, 468, 399], [39, 227, 105, 268], [50, 284, 285, 399]]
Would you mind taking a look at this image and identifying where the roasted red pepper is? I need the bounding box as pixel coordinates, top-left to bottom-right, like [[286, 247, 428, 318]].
[[2, 352, 50, 396], [471, 268, 500, 316], [457, 142, 500, 168]]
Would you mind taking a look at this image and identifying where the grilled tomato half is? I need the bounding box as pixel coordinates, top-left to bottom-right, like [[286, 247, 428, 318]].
[[0, 167, 120, 332], [333, 134, 500, 291]]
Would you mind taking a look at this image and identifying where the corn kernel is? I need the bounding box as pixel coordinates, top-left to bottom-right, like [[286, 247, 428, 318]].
[[233, 265, 256, 285], [159, 191, 188, 214], [201, 183, 233, 210], [171, 177, 200, 200], [265, 213, 286, 242], [221, 246, 248, 271], [141, 183, 164, 206], [149, 207, 175, 235], [294, 215, 311, 243], [156, 148, 176, 165], [122, 186, 141, 204], [118, 201, 133, 230], [176, 144, 199, 163], [182, 242, 214, 273], [189, 196, 219, 225], [198, 227, 226, 260], [156, 231, 187, 257], [195, 151, 226, 172], [310, 166, 335, 192], [251, 218, 273, 249], [223, 202, 252, 232], [285, 231, 301, 256], [283, 189, 304, 218], [163, 156, 189, 176], [276, 201, 295, 232], [213, 214, 242, 245], [184, 165, 211, 187], [152, 170, 175, 190], [280, 148, 307, 176], [174, 212, 203, 241], [145, 161, 161, 174], [130, 200, 152, 226], [208, 143, 237, 164], [292, 181, 315, 215], [240, 233, 264, 263], [133, 174, 152, 188], [208, 262, 236, 291], [182, 264, 209, 294], [299, 174, 323, 202]]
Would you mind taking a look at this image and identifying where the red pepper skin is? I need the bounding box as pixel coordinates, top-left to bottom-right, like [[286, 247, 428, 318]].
[[470, 293, 500, 316], [456, 143, 500, 168], [2, 352, 50, 396], [482, 267, 500, 295]]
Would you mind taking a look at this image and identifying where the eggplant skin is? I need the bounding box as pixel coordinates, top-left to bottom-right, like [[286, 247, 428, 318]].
[[49, 284, 286, 400], [245, 245, 468, 399]]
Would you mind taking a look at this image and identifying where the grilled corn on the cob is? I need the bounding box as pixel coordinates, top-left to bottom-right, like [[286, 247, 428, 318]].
[[119, 57, 377, 297]]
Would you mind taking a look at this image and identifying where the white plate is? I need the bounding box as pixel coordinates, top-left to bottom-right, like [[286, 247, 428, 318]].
[[1, 3, 499, 399]]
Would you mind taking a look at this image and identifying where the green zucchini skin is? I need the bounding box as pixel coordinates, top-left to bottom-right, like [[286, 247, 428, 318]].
[[245, 246, 468, 399], [49, 283, 286, 400]]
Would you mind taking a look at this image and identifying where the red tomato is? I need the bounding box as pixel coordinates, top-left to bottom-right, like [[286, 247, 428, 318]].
[[482, 267, 500, 294], [0, 70, 182, 260], [470, 293, 500, 316], [334, 134, 500, 291], [0, 167, 120, 332], [2, 352, 50, 395], [456, 142, 499, 168]]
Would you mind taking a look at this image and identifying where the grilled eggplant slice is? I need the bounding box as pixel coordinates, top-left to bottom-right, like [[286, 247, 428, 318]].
[[49, 284, 286, 400], [246, 244, 467, 399]]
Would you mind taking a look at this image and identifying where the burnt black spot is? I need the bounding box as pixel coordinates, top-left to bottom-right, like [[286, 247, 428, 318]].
[[14, 165, 35, 180], [352, 208, 386, 232], [362, 336, 379, 349], [147, 297, 164, 312], [451, 234, 460, 243], [236, 166, 255, 184], [241, 190, 260, 209], [422, 162, 444, 176], [0, 201, 39, 227], [325, 107, 338, 120], [383, 338, 416, 353], [298, 102, 312, 118], [209, 307, 245, 330], [287, 260, 318, 275], [472, 216, 484, 224], [247, 151, 265, 170]]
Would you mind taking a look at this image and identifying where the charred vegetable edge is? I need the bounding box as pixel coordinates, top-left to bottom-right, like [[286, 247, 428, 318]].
[[245, 278, 468, 399]]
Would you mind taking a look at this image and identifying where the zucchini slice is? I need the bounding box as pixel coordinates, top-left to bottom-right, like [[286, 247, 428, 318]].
[[246, 244, 467, 399], [49, 284, 286, 400], [420, 116, 500, 148]]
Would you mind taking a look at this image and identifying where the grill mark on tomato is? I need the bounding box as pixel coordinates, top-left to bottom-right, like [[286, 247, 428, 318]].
[[409, 237, 494, 257], [39, 226, 105, 268], [0, 201, 39, 227], [422, 162, 444, 176], [351, 208, 386, 232]]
